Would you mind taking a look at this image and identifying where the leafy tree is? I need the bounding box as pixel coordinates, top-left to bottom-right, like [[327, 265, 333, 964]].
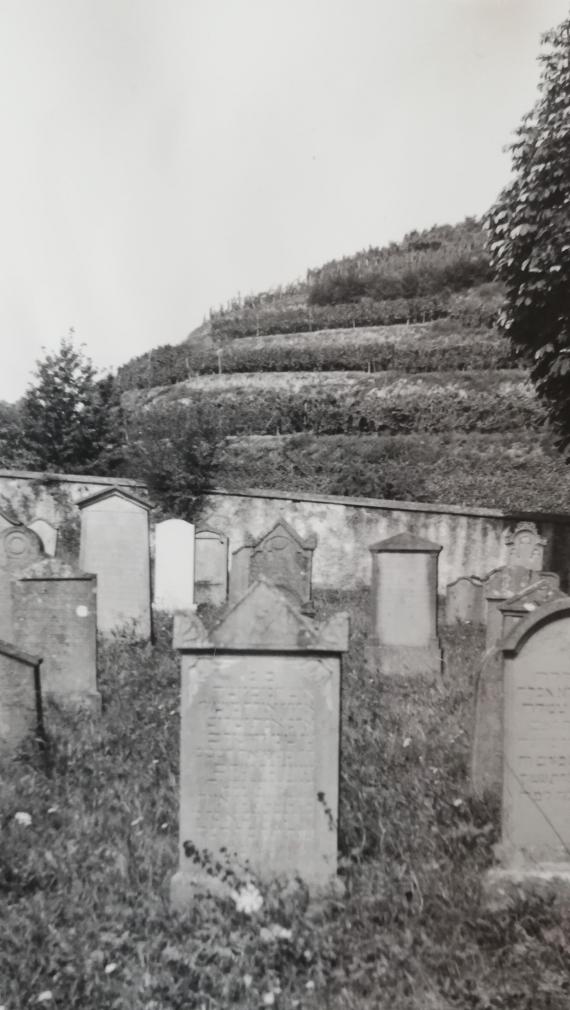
[[487, 15, 570, 447], [20, 336, 125, 474], [0, 400, 25, 468]]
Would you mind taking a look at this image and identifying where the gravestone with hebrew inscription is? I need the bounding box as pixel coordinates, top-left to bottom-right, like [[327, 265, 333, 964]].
[[13, 559, 100, 713], [229, 521, 316, 611], [28, 518, 58, 558], [194, 527, 228, 606], [471, 577, 565, 801], [0, 640, 43, 755], [505, 521, 546, 572], [485, 598, 570, 897], [445, 575, 485, 625], [170, 577, 349, 908], [366, 533, 443, 680], [78, 488, 152, 638], [0, 525, 44, 641], [154, 518, 195, 611]]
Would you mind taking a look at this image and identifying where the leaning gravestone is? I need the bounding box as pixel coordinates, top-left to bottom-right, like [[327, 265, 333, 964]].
[[0, 525, 44, 641], [194, 527, 228, 606], [365, 533, 443, 680], [28, 518, 58, 558], [486, 598, 570, 898], [471, 577, 565, 801], [0, 639, 43, 755], [445, 575, 485, 625], [154, 518, 195, 611], [78, 488, 152, 639], [13, 559, 100, 713], [170, 577, 349, 909], [228, 520, 317, 611]]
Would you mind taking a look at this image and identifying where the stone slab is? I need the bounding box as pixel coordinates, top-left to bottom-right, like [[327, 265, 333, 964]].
[[154, 518, 195, 611], [0, 640, 42, 754], [0, 526, 43, 641], [445, 576, 485, 626], [194, 528, 228, 606]]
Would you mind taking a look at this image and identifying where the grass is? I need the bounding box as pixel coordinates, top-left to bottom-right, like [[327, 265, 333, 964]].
[[1, 600, 569, 1009]]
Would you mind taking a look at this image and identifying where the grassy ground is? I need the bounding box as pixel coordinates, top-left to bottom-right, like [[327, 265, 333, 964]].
[[1, 598, 569, 1009]]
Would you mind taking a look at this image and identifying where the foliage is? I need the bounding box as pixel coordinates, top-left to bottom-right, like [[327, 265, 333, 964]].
[[487, 14, 570, 449], [17, 337, 125, 475], [124, 403, 223, 522], [0, 400, 25, 468], [1, 609, 569, 1008]]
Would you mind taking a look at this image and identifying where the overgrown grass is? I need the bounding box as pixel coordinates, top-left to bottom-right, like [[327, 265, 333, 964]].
[[1, 603, 569, 1009]]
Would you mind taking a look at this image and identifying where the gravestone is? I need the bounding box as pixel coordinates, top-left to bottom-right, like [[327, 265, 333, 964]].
[[229, 521, 317, 611], [486, 598, 570, 897], [78, 488, 152, 639], [505, 521, 546, 572], [471, 577, 566, 801], [484, 567, 559, 649], [0, 640, 43, 755], [170, 577, 349, 909], [445, 575, 485, 625], [13, 559, 100, 713], [154, 518, 195, 611], [0, 526, 44, 641], [194, 528, 228, 606], [365, 533, 443, 680], [28, 518, 58, 558], [0, 510, 16, 533]]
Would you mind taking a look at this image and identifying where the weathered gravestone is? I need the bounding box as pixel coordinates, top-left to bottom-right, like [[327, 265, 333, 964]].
[[28, 518, 58, 558], [229, 520, 317, 612], [154, 518, 195, 611], [0, 640, 43, 755], [505, 521, 546, 572], [485, 598, 570, 897], [365, 533, 443, 680], [0, 525, 44, 641], [170, 577, 349, 909], [78, 488, 152, 639], [471, 577, 565, 801], [194, 527, 228, 606], [484, 568, 559, 650], [445, 575, 485, 626], [13, 559, 100, 713]]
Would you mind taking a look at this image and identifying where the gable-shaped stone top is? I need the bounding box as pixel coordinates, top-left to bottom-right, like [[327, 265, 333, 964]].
[[18, 558, 96, 582], [369, 532, 442, 554], [502, 597, 570, 657], [0, 638, 42, 667], [174, 577, 348, 653], [253, 519, 317, 551], [499, 577, 565, 618], [76, 487, 152, 511]]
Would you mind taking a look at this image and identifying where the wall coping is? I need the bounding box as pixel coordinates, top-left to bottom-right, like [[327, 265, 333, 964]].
[[0, 469, 146, 488]]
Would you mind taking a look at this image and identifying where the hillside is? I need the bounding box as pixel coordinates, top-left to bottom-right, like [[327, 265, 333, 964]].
[[116, 219, 570, 513]]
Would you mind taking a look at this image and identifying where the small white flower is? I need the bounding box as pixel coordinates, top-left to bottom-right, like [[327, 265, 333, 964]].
[[305, 980, 315, 990], [47, 806, 58, 815], [37, 993, 53, 1004], [131, 817, 142, 826], [230, 880, 263, 914], [403, 737, 411, 749], [243, 974, 253, 989], [104, 962, 118, 975], [262, 993, 275, 1006], [452, 798, 463, 808], [15, 811, 32, 827], [160, 822, 168, 831]]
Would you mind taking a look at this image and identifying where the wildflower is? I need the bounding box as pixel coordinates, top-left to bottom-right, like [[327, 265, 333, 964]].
[[403, 737, 411, 749], [230, 880, 263, 914], [452, 798, 463, 808], [37, 993, 53, 1004], [131, 817, 142, 826], [262, 993, 275, 1006], [243, 974, 253, 989], [305, 980, 315, 990], [47, 806, 58, 815], [260, 924, 292, 942], [160, 822, 168, 831], [14, 811, 32, 827], [104, 963, 118, 975]]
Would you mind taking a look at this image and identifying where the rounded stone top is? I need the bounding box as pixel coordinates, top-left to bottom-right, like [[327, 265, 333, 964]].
[[369, 532, 443, 554], [502, 597, 570, 656]]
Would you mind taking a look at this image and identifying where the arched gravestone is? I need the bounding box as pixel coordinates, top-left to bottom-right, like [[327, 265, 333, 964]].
[[0, 639, 43, 755], [78, 487, 152, 639], [13, 558, 100, 714], [445, 575, 484, 626], [154, 518, 195, 611], [0, 526, 44, 641], [486, 598, 570, 897], [194, 528, 228, 607], [229, 520, 316, 612]]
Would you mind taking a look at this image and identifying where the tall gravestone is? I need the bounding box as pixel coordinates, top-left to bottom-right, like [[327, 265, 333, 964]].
[[366, 533, 443, 680], [194, 528, 228, 606], [229, 521, 316, 612], [471, 577, 565, 800], [78, 488, 152, 639], [0, 525, 44, 641], [170, 577, 349, 909], [154, 519, 195, 611], [486, 598, 570, 897], [13, 559, 100, 713], [0, 640, 43, 755]]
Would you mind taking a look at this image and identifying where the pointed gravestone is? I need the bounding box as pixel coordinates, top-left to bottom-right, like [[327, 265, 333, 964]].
[[0, 525, 44, 641], [365, 533, 443, 680], [170, 577, 349, 910], [0, 639, 43, 755], [194, 527, 228, 606], [229, 520, 317, 612], [505, 521, 546, 572], [28, 518, 58, 558], [154, 518, 195, 612], [485, 598, 570, 899], [13, 558, 100, 714], [471, 577, 566, 801], [78, 488, 152, 639]]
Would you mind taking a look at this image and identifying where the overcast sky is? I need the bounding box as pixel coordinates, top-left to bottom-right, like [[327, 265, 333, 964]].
[[0, 0, 568, 402]]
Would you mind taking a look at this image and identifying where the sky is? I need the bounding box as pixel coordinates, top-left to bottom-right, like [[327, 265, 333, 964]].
[[0, 0, 568, 402]]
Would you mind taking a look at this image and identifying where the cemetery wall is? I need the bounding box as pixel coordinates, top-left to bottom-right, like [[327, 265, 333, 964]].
[[2, 470, 570, 593]]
